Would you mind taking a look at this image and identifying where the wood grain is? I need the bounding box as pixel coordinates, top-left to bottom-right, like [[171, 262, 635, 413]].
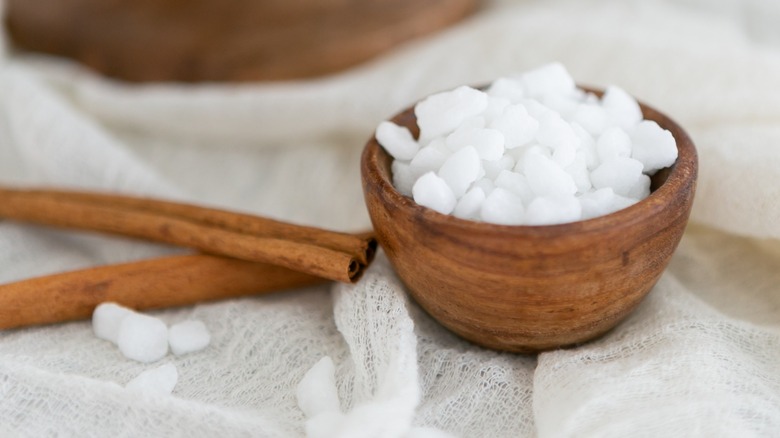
[[5, 0, 479, 82], [361, 89, 698, 353]]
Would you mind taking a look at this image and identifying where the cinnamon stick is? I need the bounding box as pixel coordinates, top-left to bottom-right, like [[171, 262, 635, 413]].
[[0, 254, 327, 330], [0, 187, 376, 283], [12, 188, 376, 264]]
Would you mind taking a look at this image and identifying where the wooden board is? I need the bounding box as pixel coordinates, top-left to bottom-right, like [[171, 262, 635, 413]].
[[5, 0, 479, 82]]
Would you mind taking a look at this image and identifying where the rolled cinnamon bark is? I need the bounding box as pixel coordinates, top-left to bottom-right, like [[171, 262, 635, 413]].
[[0, 187, 376, 283], [0, 254, 327, 330]]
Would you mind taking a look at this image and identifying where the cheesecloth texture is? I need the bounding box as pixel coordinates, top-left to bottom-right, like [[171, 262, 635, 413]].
[[1, 0, 780, 436]]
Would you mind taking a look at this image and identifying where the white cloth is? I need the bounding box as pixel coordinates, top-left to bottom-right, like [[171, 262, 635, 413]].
[[1, 0, 780, 436]]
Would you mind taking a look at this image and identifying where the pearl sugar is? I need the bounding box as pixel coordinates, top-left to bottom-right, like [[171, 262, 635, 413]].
[[376, 62, 678, 225]]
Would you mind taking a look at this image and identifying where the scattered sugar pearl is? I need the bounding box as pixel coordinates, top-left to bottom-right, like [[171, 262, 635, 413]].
[[169, 320, 211, 356], [297, 356, 341, 418], [92, 302, 134, 345], [375, 121, 418, 161], [126, 363, 178, 395], [413, 172, 457, 214], [117, 313, 169, 363]]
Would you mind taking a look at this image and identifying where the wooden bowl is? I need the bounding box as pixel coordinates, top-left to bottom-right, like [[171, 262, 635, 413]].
[[361, 90, 697, 353]]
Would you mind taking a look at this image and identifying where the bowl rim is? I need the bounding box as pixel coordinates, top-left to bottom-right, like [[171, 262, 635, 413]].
[[362, 86, 698, 238]]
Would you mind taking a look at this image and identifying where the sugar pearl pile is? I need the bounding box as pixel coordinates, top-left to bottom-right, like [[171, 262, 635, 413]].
[[377, 63, 678, 225]]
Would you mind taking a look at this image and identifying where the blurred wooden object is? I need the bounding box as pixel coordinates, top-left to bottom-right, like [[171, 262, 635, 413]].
[[5, 0, 479, 82]]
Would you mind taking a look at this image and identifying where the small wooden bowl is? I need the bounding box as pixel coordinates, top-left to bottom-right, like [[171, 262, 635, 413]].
[[361, 90, 697, 353]]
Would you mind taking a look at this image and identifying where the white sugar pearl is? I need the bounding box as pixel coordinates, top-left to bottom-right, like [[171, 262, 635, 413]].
[[126, 363, 178, 395], [480, 187, 525, 225], [453, 187, 486, 220], [524, 149, 578, 197], [117, 313, 169, 363], [473, 130, 506, 161], [444, 117, 485, 150], [168, 320, 211, 356], [93, 302, 134, 345], [579, 187, 618, 220], [438, 146, 482, 198], [412, 172, 457, 214], [375, 121, 419, 161], [541, 93, 580, 119], [571, 122, 598, 170], [596, 127, 632, 163], [627, 174, 651, 199], [571, 104, 609, 136], [610, 193, 639, 211], [521, 62, 576, 97], [297, 357, 341, 418], [581, 188, 637, 218], [482, 96, 511, 123], [411, 140, 449, 172], [525, 195, 582, 225], [565, 153, 593, 194], [391, 160, 421, 197], [602, 86, 643, 129], [590, 157, 645, 197], [630, 120, 678, 173], [495, 170, 534, 204], [486, 77, 525, 102], [472, 178, 495, 196], [535, 113, 579, 167], [522, 98, 556, 120], [446, 127, 505, 160], [512, 144, 552, 172], [489, 104, 539, 149], [415, 86, 488, 140], [482, 155, 515, 180]]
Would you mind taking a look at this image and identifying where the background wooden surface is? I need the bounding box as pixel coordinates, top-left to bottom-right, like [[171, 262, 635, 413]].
[[5, 0, 479, 82]]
